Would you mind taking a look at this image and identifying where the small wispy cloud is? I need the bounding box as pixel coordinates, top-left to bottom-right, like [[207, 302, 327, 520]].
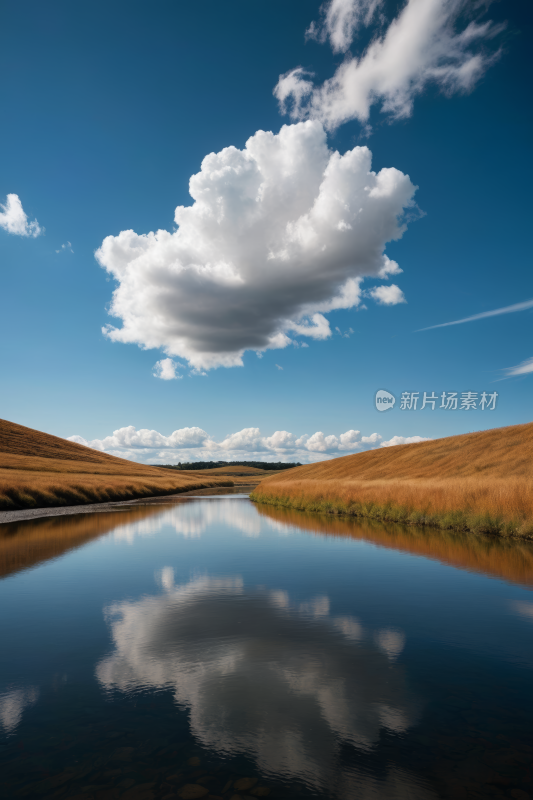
[[55, 241, 73, 254], [275, 364, 283, 370], [335, 326, 355, 338], [417, 299, 533, 332], [305, 0, 384, 54], [275, 0, 505, 131], [503, 356, 533, 378], [0, 193, 42, 237]]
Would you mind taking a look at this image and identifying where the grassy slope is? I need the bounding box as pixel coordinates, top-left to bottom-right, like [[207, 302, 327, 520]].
[[161, 466, 270, 475], [0, 418, 232, 511], [177, 465, 281, 485], [251, 422, 533, 538]]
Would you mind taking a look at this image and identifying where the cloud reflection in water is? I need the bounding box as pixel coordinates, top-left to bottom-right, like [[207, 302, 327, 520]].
[[97, 575, 418, 792], [0, 686, 39, 734], [113, 498, 261, 544]]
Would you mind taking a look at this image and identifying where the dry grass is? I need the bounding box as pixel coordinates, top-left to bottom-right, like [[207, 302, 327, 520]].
[[0, 418, 232, 511], [0, 419, 147, 466], [255, 504, 533, 588], [177, 466, 281, 485], [184, 465, 272, 476], [251, 422, 533, 538]]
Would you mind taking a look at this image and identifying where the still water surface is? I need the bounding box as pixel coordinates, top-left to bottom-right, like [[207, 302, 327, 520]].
[[1, 494, 533, 799]]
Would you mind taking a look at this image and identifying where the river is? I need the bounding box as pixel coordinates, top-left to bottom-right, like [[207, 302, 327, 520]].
[[1, 492, 532, 799]]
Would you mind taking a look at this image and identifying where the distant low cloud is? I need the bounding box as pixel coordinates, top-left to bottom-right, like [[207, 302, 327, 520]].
[[0, 193, 42, 237], [68, 424, 429, 464], [275, 0, 504, 130], [380, 435, 430, 447], [97, 121, 415, 370], [153, 357, 182, 380]]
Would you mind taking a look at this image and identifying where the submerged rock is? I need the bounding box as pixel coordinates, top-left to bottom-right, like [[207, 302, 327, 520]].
[[234, 778, 258, 791], [179, 783, 210, 799]]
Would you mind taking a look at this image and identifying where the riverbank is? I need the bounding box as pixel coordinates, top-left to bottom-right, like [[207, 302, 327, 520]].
[[0, 418, 233, 511], [0, 484, 255, 525], [250, 489, 533, 538], [251, 422, 533, 540]]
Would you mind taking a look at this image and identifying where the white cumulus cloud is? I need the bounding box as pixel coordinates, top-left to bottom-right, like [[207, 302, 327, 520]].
[[68, 424, 428, 464], [275, 0, 504, 130], [69, 425, 212, 452], [0, 193, 42, 237], [380, 435, 430, 447], [96, 121, 416, 370], [153, 357, 182, 380], [368, 283, 406, 305]]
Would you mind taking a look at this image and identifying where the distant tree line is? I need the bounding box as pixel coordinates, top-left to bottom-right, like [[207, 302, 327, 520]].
[[153, 460, 301, 471]]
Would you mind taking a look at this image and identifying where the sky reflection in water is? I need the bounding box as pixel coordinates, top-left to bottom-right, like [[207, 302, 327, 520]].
[[1, 496, 533, 799]]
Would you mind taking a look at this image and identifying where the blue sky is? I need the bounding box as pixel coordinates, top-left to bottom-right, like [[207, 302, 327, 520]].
[[1, 0, 532, 464]]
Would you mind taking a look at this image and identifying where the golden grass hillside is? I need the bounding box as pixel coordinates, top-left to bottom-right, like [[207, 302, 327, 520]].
[[188, 465, 269, 475], [251, 422, 533, 538], [0, 418, 232, 511]]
